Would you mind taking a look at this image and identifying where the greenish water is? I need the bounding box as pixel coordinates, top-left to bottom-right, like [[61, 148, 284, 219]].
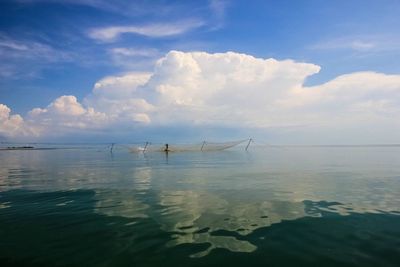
[[0, 146, 400, 266]]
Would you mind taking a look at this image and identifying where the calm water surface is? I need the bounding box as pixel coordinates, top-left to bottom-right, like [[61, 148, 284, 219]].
[[0, 146, 400, 266]]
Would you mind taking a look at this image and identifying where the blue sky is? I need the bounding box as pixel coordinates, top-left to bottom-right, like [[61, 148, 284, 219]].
[[1, 0, 400, 143]]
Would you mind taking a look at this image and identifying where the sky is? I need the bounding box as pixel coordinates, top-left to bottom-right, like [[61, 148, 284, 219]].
[[0, 0, 400, 144]]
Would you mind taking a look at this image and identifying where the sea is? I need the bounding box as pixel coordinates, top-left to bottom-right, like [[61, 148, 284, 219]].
[[0, 144, 400, 266]]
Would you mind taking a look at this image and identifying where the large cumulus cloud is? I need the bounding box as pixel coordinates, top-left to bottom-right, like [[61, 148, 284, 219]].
[[1, 51, 400, 143], [27, 96, 109, 135], [0, 104, 36, 138], [83, 51, 321, 128]]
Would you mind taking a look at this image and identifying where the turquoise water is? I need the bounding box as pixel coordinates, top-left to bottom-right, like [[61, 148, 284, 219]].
[[1, 146, 400, 266]]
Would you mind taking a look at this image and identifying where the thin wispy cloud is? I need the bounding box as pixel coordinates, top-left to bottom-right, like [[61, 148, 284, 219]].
[[13, 0, 141, 16], [14, 0, 191, 18], [0, 40, 29, 51], [209, 0, 229, 29], [110, 47, 158, 57], [88, 20, 205, 42], [0, 34, 72, 78], [310, 35, 400, 53], [0, 65, 16, 78], [0, 34, 71, 60], [15, 0, 108, 7], [109, 47, 160, 70], [311, 39, 376, 52]]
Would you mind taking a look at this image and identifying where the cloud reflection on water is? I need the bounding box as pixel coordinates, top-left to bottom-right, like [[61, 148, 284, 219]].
[[1, 147, 400, 257]]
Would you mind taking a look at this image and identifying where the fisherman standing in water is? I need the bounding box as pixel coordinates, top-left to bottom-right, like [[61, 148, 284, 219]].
[[164, 143, 169, 152]]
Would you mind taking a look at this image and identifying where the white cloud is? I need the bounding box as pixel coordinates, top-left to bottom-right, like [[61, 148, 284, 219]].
[[277, 72, 400, 128], [2, 51, 400, 143], [88, 21, 205, 42], [79, 51, 400, 136], [47, 95, 86, 116], [25, 96, 110, 136], [85, 72, 154, 122], [143, 51, 321, 127], [0, 104, 35, 138]]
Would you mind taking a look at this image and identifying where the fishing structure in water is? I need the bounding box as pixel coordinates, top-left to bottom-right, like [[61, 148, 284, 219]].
[[126, 139, 253, 153]]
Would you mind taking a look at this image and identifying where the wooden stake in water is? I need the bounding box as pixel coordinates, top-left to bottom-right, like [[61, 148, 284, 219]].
[[143, 142, 149, 152], [110, 143, 115, 153], [201, 141, 206, 151], [245, 138, 253, 151]]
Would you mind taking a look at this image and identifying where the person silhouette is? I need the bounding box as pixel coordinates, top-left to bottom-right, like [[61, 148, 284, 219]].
[[164, 143, 169, 152]]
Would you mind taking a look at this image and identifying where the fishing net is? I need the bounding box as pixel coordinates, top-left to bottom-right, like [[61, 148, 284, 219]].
[[129, 139, 249, 153]]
